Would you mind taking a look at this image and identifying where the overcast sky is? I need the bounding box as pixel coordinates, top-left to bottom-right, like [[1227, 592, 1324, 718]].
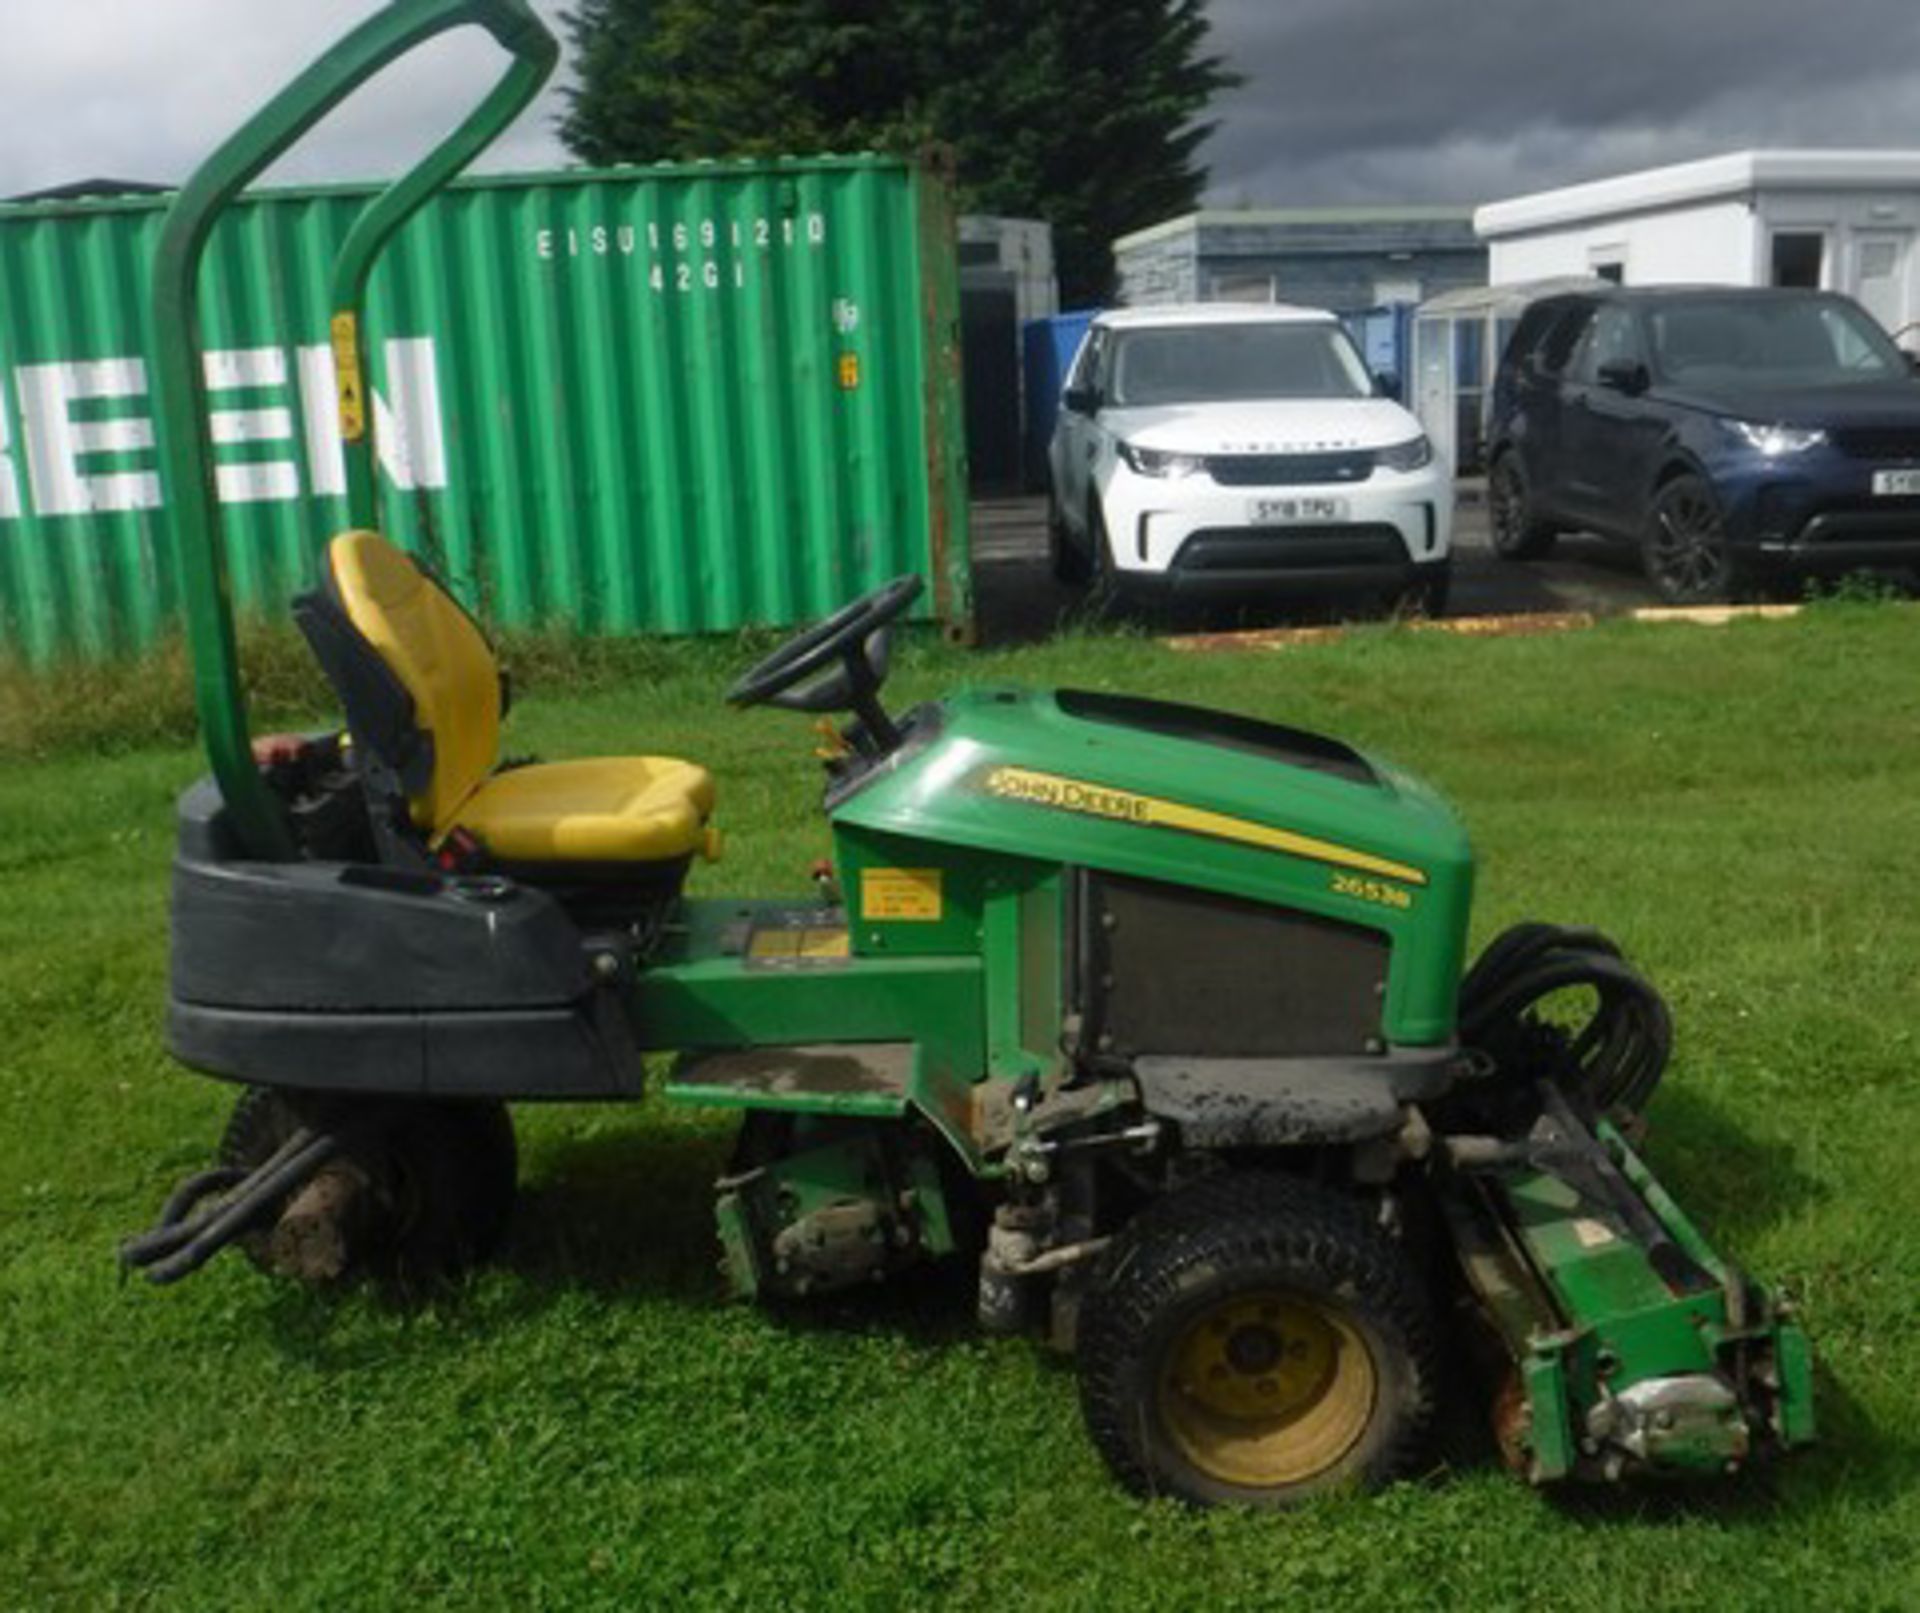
[[1199, 0, 1920, 207], [0, 1, 577, 197], [3, 1, 1918, 210]]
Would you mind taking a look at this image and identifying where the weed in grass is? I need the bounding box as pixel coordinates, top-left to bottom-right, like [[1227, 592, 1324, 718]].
[[1802, 569, 1916, 608]]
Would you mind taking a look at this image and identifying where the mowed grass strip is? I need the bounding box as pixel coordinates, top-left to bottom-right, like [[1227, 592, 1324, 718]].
[[2, 605, 1918, 1610]]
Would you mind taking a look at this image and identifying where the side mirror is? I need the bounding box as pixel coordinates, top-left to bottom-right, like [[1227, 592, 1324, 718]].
[[1062, 384, 1098, 415], [1373, 370, 1402, 401], [1597, 357, 1651, 395]]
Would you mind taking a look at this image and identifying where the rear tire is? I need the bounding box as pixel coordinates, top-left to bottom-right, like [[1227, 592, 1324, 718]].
[[221, 1089, 517, 1286], [1487, 453, 1557, 560], [1078, 1171, 1437, 1508]]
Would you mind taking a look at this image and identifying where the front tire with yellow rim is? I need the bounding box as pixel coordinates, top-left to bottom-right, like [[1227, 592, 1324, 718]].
[[1078, 1171, 1436, 1508]]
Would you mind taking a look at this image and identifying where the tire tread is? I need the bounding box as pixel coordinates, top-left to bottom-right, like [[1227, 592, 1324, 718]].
[[1078, 1171, 1437, 1506]]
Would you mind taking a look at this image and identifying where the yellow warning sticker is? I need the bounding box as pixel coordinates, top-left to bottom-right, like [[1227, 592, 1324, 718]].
[[861, 867, 943, 922], [836, 351, 860, 389], [330, 310, 367, 444]]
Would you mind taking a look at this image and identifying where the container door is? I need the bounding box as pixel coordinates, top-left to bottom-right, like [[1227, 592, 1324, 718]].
[[962, 282, 1022, 494]]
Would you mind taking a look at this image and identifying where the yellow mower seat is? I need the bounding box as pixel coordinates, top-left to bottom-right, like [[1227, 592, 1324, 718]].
[[315, 530, 716, 869], [456, 757, 717, 865]]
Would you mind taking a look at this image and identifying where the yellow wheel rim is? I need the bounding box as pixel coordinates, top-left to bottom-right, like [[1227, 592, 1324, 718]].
[[1155, 1290, 1377, 1489]]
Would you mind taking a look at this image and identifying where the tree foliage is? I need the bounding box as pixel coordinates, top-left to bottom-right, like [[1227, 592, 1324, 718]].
[[559, 0, 1238, 302]]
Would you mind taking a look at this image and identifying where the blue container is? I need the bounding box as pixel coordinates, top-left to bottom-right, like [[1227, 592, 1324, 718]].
[[1022, 309, 1098, 491]]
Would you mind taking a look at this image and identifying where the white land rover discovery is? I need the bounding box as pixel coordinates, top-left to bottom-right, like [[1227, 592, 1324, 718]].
[[1046, 304, 1453, 611]]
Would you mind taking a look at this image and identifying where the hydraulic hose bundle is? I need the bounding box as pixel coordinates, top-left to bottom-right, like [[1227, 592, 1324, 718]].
[[1457, 922, 1673, 1116]]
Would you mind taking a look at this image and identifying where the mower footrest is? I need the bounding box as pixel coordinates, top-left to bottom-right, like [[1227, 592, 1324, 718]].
[[665, 1041, 915, 1118]]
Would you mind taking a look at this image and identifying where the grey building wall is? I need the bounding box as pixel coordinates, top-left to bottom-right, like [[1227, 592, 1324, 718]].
[[1114, 212, 1486, 312], [1115, 228, 1202, 305]]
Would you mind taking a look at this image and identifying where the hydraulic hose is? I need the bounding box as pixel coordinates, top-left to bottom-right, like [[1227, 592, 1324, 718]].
[[120, 1128, 342, 1285], [1457, 922, 1673, 1116]]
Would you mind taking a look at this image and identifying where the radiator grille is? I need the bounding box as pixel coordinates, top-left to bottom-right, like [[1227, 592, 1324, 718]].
[[1831, 427, 1920, 461], [1206, 451, 1375, 486]]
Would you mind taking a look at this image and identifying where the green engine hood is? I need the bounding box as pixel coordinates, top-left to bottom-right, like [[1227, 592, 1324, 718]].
[[831, 686, 1475, 1045]]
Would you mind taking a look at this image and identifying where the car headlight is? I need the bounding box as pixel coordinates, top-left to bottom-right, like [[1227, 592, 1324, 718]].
[[1376, 434, 1433, 472], [1726, 421, 1827, 456], [1116, 441, 1206, 479]]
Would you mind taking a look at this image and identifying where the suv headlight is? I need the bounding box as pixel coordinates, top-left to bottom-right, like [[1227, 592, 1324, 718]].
[[1726, 421, 1827, 456], [1116, 441, 1206, 478], [1376, 434, 1433, 472]]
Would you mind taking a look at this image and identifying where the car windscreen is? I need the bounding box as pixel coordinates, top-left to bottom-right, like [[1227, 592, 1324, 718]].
[[1107, 323, 1373, 406], [1646, 296, 1909, 386]]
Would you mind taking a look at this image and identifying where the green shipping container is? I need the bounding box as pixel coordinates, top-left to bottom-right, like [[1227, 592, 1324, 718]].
[[0, 155, 970, 664]]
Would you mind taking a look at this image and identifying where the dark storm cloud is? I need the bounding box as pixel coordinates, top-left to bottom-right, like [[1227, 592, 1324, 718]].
[[6, 3, 1915, 219], [1197, 0, 1920, 207]]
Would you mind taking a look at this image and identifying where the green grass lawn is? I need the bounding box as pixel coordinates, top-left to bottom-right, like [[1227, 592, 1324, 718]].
[[4, 606, 1919, 1610]]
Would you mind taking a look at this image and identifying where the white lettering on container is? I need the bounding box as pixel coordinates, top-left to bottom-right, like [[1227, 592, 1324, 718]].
[[15, 358, 161, 515], [204, 346, 299, 504], [298, 337, 447, 497], [0, 336, 448, 519], [371, 338, 446, 491], [0, 394, 19, 519]]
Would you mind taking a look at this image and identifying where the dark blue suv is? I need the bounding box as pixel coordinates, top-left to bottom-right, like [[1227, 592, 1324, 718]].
[[1486, 287, 1920, 602]]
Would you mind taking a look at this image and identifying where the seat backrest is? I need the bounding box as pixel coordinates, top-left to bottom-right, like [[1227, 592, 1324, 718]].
[[318, 530, 500, 834]]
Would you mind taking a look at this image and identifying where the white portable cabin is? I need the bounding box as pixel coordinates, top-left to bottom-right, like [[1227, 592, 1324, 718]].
[[1409, 277, 1604, 473], [1474, 151, 1920, 348]]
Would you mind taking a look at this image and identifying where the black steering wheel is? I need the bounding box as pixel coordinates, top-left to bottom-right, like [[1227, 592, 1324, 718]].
[[725, 574, 922, 750]]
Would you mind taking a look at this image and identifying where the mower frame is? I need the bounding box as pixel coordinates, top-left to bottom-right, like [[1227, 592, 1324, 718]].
[[126, 0, 1814, 1508]]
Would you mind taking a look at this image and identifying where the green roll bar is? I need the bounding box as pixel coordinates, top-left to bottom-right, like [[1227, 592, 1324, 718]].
[[149, 0, 558, 859]]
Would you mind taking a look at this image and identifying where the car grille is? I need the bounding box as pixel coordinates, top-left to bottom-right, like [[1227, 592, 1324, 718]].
[[1206, 451, 1375, 486], [1174, 527, 1406, 571], [1794, 496, 1920, 544], [1830, 427, 1920, 461]]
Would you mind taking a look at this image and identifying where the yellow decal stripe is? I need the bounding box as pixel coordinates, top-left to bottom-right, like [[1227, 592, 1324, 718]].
[[980, 765, 1427, 886]]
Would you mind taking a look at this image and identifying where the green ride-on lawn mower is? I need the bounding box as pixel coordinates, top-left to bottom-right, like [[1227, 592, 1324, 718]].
[[123, 0, 1814, 1508]]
